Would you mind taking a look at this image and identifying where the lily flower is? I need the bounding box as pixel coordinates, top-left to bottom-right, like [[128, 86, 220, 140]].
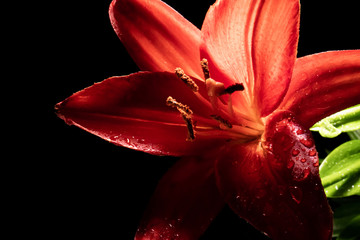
[[55, 0, 360, 239]]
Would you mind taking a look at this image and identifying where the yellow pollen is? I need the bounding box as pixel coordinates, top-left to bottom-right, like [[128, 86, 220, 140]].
[[175, 68, 199, 92]]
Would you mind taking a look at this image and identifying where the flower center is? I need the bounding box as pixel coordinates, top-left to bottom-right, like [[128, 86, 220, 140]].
[[166, 59, 264, 142]]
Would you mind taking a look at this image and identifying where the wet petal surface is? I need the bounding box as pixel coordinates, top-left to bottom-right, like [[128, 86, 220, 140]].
[[215, 111, 333, 240]]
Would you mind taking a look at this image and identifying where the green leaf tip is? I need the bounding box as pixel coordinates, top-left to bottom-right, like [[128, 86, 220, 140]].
[[311, 104, 360, 138]]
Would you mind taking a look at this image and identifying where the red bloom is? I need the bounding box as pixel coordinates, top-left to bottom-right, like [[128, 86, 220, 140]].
[[56, 0, 360, 239]]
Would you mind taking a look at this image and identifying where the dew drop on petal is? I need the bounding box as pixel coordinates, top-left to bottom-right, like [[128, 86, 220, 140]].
[[289, 186, 303, 204], [302, 168, 310, 179], [287, 160, 295, 169], [308, 149, 317, 156], [296, 129, 304, 135], [292, 149, 300, 156], [300, 139, 313, 148]]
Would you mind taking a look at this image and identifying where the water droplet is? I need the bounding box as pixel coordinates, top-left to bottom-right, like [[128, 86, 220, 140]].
[[335, 185, 339, 190], [302, 168, 310, 179], [287, 160, 295, 169], [292, 149, 300, 156], [296, 129, 304, 135], [308, 149, 317, 156], [300, 139, 313, 148], [110, 135, 119, 141], [289, 186, 303, 204]]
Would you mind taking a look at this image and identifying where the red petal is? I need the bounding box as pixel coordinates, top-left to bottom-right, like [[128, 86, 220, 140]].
[[280, 50, 360, 128], [56, 72, 229, 156], [135, 156, 224, 240], [215, 111, 333, 240], [200, 0, 299, 117], [109, 0, 203, 79]]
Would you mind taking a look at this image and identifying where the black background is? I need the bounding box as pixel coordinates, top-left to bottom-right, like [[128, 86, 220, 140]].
[[35, 0, 359, 239]]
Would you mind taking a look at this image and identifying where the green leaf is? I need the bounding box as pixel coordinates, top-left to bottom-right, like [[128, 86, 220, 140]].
[[320, 140, 360, 198], [337, 215, 360, 240], [348, 130, 360, 140], [332, 197, 360, 238], [311, 104, 360, 138]]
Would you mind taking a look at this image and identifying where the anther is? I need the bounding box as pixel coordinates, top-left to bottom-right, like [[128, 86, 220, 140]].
[[175, 68, 199, 92], [166, 96, 196, 141], [166, 96, 193, 115], [181, 112, 196, 141], [211, 115, 233, 129], [221, 83, 245, 95], [200, 58, 210, 80]]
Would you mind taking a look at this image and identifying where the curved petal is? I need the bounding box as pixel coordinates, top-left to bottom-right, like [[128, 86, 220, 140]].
[[55, 72, 231, 156], [109, 0, 203, 78], [135, 156, 224, 240], [215, 111, 333, 240], [200, 0, 300, 117], [280, 50, 360, 128]]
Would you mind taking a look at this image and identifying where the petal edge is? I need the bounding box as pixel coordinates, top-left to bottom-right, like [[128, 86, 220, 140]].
[[280, 50, 360, 128], [109, 0, 203, 78]]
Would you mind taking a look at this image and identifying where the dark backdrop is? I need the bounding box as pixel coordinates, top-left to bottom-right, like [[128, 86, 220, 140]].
[[39, 0, 359, 239]]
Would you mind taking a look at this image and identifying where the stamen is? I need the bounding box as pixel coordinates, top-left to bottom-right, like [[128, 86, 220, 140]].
[[181, 112, 196, 141], [200, 58, 210, 79], [166, 96, 193, 115], [221, 83, 245, 95], [210, 115, 233, 129], [166, 96, 196, 141], [175, 68, 199, 92]]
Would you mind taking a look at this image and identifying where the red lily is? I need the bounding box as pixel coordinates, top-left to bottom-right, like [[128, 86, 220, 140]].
[[56, 0, 360, 239]]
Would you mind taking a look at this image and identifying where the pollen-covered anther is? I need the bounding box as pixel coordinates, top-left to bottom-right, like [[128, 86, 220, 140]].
[[175, 68, 199, 92], [166, 96, 193, 115], [166, 96, 196, 141], [181, 111, 196, 141], [200, 58, 210, 80], [210, 115, 233, 129]]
